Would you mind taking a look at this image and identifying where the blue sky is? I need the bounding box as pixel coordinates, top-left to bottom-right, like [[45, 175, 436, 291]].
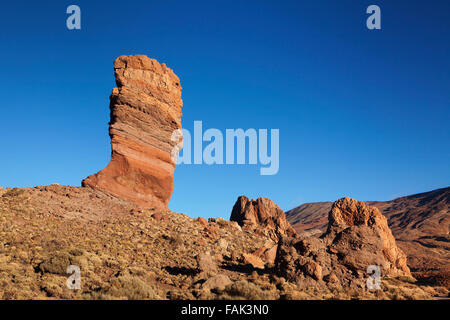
[[0, 1, 449, 218]]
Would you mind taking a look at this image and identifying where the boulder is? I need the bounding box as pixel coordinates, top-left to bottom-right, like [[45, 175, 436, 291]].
[[275, 237, 328, 283], [325, 197, 411, 277], [196, 252, 218, 274], [252, 244, 278, 265]]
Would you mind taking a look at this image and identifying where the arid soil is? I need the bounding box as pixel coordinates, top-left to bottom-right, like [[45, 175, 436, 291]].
[[0, 185, 447, 300]]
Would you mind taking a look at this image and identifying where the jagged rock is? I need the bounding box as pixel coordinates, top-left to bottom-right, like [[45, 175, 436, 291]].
[[275, 197, 411, 287], [286, 187, 450, 287], [230, 196, 297, 241], [262, 245, 278, 265], [325, 197, 411, 277], [275, 237, 327, 283], [252, 243, 278, 265], [303, 261, 322, 280], [82, 55, 183, 209]]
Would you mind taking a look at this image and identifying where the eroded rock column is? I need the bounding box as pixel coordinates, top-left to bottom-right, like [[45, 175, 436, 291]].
[[82, 55, 183, 209]]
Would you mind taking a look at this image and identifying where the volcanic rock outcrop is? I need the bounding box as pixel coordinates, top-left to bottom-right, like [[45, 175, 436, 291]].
[[275, 197, 411, 288], [286, 187, 450, 287], [82, 55, 183, 209], [325, 197, 410, 277], [230, 196, 297, 241]]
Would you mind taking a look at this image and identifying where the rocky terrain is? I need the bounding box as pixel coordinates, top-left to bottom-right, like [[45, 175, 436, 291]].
[[286, 187, 450, 287], [0, 55, 447, 300], [0, 186, 446, 300]]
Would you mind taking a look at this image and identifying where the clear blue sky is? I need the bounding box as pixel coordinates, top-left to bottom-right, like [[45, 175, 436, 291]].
[[0, 1, 449, 218]]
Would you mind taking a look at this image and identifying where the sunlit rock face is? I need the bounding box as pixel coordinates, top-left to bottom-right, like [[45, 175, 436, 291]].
[[275, 197, 411, 289], [230, 196, 297, 241], [82, 55, 183, 209]]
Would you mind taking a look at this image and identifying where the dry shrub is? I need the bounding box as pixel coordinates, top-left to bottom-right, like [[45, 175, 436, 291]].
[[97, 275, 161, 300], [220, 280, 270, 300], [39, 253, 72, 275]]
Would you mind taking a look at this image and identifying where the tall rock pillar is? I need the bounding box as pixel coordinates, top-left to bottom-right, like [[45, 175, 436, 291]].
[[82, 55, 183, 209]]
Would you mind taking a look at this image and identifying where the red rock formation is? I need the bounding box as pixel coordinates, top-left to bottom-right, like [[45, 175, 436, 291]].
[[82, 55, 183, 209], [325, 197, 411, 277], [230, 196, 297, 241], [286, 187, 449, 286], [275, 197, 411, 288]]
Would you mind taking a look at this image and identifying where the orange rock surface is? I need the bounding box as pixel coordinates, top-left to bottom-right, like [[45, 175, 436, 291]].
[[325, 197, 411, 277], [82, 55, 183, 209], [230, 196, 297, 241]]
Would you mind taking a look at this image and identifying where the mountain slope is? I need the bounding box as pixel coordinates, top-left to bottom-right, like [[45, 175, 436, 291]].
[[285, 202, 332, 234]]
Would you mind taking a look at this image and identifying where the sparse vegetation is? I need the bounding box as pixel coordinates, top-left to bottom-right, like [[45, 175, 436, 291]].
[[219, 280, 270, 300]]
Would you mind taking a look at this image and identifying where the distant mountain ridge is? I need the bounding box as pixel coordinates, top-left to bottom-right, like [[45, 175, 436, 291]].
[[285, 187, 450, 287]]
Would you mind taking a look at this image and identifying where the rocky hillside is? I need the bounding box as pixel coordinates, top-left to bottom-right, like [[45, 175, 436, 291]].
[[286, 187, 450, 287]]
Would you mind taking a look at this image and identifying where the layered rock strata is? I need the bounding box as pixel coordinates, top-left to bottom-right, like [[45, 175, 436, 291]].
[[82, 55, 183, 209]]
